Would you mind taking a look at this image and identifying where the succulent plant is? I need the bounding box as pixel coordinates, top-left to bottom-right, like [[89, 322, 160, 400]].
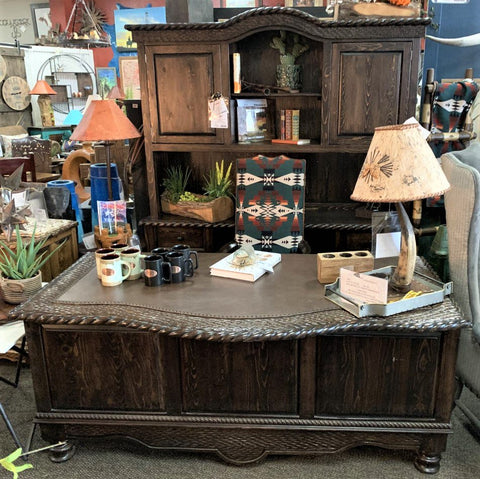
[[0, 224, 65, 280], [203, 161, 233, 199], [162, 165, 192, 203]]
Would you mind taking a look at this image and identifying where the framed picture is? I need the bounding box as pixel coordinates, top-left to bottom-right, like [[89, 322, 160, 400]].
[[236, 98, 271, 143], [114, 7, 166, 52], [96, 67, 118, 99], [119, 56, 141, 100], [30, 3, 51, 40]]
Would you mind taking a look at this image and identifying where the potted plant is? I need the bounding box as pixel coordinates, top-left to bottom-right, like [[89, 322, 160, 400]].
[[270, 30, 309, 91], [161, 161, 234, 223], [0, 224, 64, 304]]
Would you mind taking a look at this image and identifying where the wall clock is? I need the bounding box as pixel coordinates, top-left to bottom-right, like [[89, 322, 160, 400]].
[[2, 76, 31, 111], [0, 55, 7, 83]]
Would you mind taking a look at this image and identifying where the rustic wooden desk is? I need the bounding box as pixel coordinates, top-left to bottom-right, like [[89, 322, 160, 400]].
[[10, 254, 467, 473]]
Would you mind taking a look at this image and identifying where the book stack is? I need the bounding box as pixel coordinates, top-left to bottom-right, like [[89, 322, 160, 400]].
[[273, 109, 310, 145], [210, 251, 282, 282]]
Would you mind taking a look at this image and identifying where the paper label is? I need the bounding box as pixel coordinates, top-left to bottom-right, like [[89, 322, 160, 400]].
[[375, 231, 401, 258], [340, 268, 388, 305], [208, 97, 229, 129]]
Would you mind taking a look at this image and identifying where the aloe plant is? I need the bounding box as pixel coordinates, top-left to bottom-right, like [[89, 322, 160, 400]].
[[0, 224, 65, 280]]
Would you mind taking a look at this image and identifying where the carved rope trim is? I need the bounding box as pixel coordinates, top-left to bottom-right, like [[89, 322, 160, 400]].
[[35, 412, 451, 431]]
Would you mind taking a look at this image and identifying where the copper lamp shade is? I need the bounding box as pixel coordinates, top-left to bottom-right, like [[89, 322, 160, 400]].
[[29, 80, 57, 96], [70, 99, 140, 200], [70, 99, 140, 142], [107, 85, 126, 101], [351, 123, 450, 292]]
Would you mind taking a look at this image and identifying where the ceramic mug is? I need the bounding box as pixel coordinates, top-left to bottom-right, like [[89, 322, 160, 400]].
[[95, 248, 115, 279], [166, 251, 194, 283], [171, 244, 199, 269], [143, 255, 172, 287], [100, 254, 131, 286], [111, 243, 129, 253], [120, 247, 143, 280], [151, 247, 171, 261]]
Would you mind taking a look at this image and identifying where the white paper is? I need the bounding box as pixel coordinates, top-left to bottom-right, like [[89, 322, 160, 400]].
[[209, 98, 229, 129], [340, 268, 388, 305], [375, 231, 401, 258], [0, 321, 25, 354], [12, 191, 26, 207]]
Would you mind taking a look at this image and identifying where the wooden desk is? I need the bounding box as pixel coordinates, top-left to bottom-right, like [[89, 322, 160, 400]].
[[10, 254, 467, 473]]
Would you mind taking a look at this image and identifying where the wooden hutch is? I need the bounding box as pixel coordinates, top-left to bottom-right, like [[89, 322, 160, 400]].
[[128, 7, 429, 251]]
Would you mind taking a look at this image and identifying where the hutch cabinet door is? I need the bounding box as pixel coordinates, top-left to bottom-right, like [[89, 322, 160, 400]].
[[145, 44, 227, 144], [328, 41, 417, 148]]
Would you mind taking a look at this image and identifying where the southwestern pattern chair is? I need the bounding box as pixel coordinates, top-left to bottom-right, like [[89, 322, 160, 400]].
[[442, 142, 480, 432], [235, 155, 305, 254]]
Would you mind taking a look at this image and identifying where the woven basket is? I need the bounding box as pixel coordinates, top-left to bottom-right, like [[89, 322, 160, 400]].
[[0, 271, 42, 305]]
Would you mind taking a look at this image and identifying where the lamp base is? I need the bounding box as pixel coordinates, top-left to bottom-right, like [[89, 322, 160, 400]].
[[390, 202, 417, 293]]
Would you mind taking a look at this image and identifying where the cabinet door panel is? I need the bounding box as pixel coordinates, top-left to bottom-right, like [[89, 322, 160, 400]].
[[329, 42, 415, 147], [147, 45, 225, 144], [316, 334, 440, 417]]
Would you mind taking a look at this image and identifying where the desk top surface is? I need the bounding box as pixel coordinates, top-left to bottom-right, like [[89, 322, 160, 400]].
[[10, 253, 467, 341]]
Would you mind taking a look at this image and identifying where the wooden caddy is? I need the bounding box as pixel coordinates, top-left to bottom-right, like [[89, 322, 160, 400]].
[[317, 250, 374, 284], [94, 224, 132, 248]]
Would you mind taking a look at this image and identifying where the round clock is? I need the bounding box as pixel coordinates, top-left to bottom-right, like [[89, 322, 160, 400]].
[[2, 76, 31, 111], [0, 55, 7, 83]]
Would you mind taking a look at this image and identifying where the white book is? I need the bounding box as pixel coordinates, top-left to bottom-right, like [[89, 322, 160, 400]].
[[210, 251, 282, 282]]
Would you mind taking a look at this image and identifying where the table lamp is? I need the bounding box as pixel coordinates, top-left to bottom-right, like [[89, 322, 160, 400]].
[[70, 99, 141, 200], [351, 123, 450, 292], [29, 80, 57, 127]]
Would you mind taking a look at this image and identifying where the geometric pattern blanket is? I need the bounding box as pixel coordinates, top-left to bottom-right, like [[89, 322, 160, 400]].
[[431, 79, 479, 157], [235, 155, 305, 254]]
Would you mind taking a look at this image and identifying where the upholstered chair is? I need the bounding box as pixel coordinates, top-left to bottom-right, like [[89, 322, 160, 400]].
[[235, 155, 305, 254], [442, 142, 480, 431]]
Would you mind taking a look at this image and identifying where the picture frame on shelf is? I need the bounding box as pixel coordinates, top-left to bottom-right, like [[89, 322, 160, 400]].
[[119, 56, 141, 100], [30, 3, 51, 40], [236, 98, 272, 144], [96, 67, 118, 99]]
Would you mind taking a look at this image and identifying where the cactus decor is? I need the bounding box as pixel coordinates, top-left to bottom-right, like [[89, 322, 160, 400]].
[[270, 31, 309, 91]]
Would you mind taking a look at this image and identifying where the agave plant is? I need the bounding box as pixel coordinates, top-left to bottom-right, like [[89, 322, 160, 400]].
[[0, 224, 64, 280]]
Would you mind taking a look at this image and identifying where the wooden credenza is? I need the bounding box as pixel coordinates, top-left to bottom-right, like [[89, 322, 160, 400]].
[[11, 254, 466, 473]]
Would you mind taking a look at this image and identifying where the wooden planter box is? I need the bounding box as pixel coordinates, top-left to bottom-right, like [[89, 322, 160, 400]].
[[161, 194, 234, 223]]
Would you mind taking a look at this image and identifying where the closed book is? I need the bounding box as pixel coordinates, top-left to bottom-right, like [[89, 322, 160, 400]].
[[272, 138, 311, 145], [280, 109, 286, 140], [285, 109, 292, 140], [210, 251, 282, 282], [291, 109, 300, 141]]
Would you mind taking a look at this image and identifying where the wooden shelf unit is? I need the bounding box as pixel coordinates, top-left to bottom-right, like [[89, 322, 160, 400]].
[[128, 8, 429, 247]]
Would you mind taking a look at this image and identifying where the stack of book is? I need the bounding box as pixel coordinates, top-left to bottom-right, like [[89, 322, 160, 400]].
[[272, 109, 310, 145], [210, 251, 282, 282]]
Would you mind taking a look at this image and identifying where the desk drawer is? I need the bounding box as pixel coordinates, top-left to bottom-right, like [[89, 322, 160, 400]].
[[144, 224, 205, 250]]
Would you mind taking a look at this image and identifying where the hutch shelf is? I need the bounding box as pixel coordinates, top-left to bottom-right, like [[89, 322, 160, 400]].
[[128, 7, 429, 250]]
